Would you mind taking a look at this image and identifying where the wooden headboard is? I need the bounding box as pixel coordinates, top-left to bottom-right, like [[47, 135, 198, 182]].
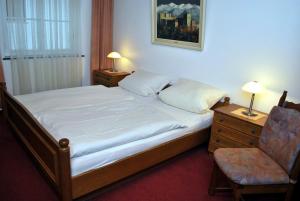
[[211, 97, 230, 110]]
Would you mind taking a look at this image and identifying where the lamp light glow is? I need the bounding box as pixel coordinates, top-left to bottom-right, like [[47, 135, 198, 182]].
[[107, 52, 122, 59], [107, 52, 122, 72], [242, 81, 263, 94], [242, 81, 263, 117]]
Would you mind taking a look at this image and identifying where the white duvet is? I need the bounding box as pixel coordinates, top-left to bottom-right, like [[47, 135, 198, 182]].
[[15, 86, 186, 158]]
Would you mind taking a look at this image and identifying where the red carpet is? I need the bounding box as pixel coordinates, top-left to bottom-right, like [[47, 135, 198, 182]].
[[0, 113, 294, 201]]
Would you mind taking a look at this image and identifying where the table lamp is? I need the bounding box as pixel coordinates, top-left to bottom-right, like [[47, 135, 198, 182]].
[[107, 52, 122, 72], [242, 81, 263, 116]]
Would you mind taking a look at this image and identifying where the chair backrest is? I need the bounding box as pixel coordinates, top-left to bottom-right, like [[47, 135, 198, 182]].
[[259, 91, 300, 180], [278, 91, 300, 111]]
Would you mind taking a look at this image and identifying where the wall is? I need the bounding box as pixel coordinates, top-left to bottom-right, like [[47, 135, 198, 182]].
[[113, 0, 300, 113]]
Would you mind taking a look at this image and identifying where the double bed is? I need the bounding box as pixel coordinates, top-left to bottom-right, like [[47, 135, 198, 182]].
[[0, 82, 229, 201]]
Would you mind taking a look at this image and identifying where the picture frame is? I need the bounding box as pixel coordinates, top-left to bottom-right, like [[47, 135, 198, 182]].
[[152, 0, 205, 51]]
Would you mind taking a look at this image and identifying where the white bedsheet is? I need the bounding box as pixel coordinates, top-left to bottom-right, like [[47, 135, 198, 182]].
[[69, 87, 213, 176], [71, 110, 212, 176], [15, 86, 186, 158], [15, 86, 214, 176]]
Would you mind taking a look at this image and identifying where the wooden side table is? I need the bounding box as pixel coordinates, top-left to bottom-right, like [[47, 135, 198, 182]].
[[93, 70, 130, 87], [208, 104, 268, 153]]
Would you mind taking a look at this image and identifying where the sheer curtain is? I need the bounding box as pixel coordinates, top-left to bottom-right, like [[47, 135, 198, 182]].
[[0, 0, 82, 95]]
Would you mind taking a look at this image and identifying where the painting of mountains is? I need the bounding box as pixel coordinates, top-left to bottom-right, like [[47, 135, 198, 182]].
[[152, 0, 205, 50]]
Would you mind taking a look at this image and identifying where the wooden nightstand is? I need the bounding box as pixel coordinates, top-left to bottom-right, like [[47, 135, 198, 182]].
[[208, 104, 268, 153], [93, 70, 130, 87]]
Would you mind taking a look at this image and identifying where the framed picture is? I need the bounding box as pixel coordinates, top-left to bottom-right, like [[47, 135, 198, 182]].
[[152, 0, 205, 51]]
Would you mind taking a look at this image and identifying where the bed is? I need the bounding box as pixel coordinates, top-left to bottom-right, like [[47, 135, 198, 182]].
[[0, 82, 229, 201]]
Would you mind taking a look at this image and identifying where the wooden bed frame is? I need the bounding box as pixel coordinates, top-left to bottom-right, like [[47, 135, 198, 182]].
[[0, 82, 230, 201]]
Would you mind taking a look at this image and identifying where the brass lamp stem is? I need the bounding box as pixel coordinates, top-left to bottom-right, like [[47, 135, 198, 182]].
[[242, 93, 258, 117], [112, 59, 116, 72], [248, 93, 255, 115]]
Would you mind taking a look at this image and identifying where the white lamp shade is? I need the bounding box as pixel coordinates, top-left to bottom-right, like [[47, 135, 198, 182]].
[[242, 81, 263, 94], [107, 52, 122, 59]]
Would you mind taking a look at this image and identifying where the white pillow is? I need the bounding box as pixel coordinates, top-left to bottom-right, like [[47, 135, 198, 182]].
[[118, 69, 171, 96], [158, 79, 226, 113]]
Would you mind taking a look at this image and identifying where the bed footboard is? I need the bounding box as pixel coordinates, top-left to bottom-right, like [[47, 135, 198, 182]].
[[0, 82, 231, 201], [0, 83, 72, 201]]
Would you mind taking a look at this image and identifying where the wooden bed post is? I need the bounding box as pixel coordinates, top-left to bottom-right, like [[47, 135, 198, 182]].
[[211, 97, 230, 110], [0, 82, 7, 115], [0, 82, 6, 104], [58, 138, 72, 201], [224, 97, 230, 106]]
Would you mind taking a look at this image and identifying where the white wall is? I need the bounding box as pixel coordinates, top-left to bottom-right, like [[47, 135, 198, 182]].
[[113, 0, 300, 113]]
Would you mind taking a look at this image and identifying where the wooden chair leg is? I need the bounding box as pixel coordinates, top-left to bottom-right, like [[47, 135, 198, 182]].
[[284, 184, 295, 201], [232, 183, 241, 201], [208, 160, 218, 196]]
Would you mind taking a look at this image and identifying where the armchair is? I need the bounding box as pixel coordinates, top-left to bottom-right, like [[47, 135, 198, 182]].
[[209, 91, 300, 201]]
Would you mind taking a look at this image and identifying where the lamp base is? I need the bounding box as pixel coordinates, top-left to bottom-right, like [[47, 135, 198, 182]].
[[242, 111, 258, 117]]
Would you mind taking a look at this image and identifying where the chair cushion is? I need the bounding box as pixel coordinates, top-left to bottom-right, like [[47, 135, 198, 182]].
[[259, 106, 300, 174], [214, 148, 289, 185]]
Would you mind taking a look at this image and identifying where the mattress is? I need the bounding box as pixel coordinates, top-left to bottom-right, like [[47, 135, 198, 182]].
[[15, 86, 214, 176]]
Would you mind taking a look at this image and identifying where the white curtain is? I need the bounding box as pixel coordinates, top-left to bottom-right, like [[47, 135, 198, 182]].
[[0, 0, 82, 95]]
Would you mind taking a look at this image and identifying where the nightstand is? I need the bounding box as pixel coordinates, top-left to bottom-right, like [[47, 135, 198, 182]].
[[93, 70, 130, 87], [208, 104, 268, 153]]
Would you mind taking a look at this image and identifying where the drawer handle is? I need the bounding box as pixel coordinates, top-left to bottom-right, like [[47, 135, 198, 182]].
[[219, 119, 224, 123], [249, 142, 254, 146], [217, 129, 222, 133], [216, 139, 220, 143], [251, 129, 256, 134]]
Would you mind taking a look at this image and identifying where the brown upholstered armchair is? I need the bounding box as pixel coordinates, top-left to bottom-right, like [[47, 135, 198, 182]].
[[208, 91, 300, 201]]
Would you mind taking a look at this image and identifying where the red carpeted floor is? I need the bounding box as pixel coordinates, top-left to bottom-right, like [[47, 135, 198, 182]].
[[0, 113, 292, 201]]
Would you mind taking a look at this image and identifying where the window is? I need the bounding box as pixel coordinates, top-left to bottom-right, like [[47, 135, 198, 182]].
[[1, 0, 80, 54]]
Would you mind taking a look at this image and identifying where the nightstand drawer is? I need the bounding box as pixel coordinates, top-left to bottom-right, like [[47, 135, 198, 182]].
[[210, 134, 247, 149], [212, 123, 259, 147], [94, 72, 112, 81], [214, 113, 262, 137], [93, 70, 130, 87], [94, 79, 113, 87]]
